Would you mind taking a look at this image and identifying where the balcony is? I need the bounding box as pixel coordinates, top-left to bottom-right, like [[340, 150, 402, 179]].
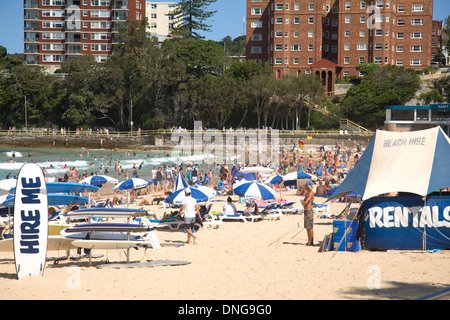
[[25, 45, 40, 54], [112, 0, 128, 10], [24, 22, 40, 31], [25, 34, 40, 42], [24, 11, 40, 20], [113, 12, 128, 20], [66, 45, 81, 54], [25, 56, 40, 65], [24, 0, 39, 9]]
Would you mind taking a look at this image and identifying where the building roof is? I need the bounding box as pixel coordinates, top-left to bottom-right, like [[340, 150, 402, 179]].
[[310, 59, 341, 68]]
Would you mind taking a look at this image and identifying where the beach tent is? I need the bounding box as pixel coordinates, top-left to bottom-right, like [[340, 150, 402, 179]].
[[328, 126, 450, 201]]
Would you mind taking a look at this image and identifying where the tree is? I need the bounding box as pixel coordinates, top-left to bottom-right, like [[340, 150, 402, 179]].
[[341, 65, 420, 129], [170, 0, 217, 39]]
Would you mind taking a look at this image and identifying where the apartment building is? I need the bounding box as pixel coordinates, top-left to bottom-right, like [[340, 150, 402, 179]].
[[247, 0, 434, 90], [146, 1, 179, 36], [24, 0, 145, 73]]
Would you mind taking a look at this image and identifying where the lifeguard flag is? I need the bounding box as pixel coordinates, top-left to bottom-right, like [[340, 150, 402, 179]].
[[307, 134, 313, 139], [298, 140, 304, 149]]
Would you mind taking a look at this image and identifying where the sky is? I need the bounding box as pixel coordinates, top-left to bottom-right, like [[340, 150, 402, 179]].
[[0, 0, 449, 54]]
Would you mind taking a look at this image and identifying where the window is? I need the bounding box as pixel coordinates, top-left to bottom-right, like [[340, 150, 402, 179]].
[[308, 17, 314, 24], [293, 58, 299, 64], [344, 30, 350, 37], [410, 45, 422, 52], [397, 19, 405, 26], [308, 44, 313, 51], [294, 3, 300, 10], [345, 16, 350, 24], [344, 44, 350, 51], [251, 34, 262, 41], [309, 3, 314, 10], [332, 20, 338, 27], [251, 46, 262, 54], [251, 8, 262, 15], [412, 4, 424, 12], [410, 59, 422, 66], [308, 31, 314, 38], [398, 5, 405, 12], [396, 46, 404, 52], [275, 17, 283, 24], [360, 30, 365, 37], [275, 31, 283, 37], [293, 31, 299, 37], [275, 57, 283, 64], [397, 32, 404, 39], [344, 57, 350, 64], [308, 57, 313, 64], [374, 57, 382, 64], [345, 2, 351, 10], [375, 29, 383, 36], [411, 32, 423, 39], [357, 43, 367, 50], [291, 44, 301, 51], [360, 16, 366, 23], [294, 17, 300, 24], [396, 59, 403, 66], [275, 3, 283, 10], [275, 44, 283, 51], [343, 71, 350, 77], [361, 1, 366, 9], [411, 19, 424, 25], [375, 43, 383, 50], [376, 1, 384, 8], [251, 21, 262, 28], [359, 57, 365, 63]]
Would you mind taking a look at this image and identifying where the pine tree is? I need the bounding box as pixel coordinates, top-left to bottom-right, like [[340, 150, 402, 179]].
[[170, 0, 217, 39]]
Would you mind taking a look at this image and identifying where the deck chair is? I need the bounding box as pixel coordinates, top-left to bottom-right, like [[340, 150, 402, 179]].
[[313, 202, 329, 215], [200, 204, 223, 229], [145, 213, 184, 230], [219, 204, 263, 223], [272, 201, 302, 215], [258, 202, 282, 220]]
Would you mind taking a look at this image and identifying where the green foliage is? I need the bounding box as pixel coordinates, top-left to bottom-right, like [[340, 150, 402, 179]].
[[341, 65, 420, 129], [170, 0, 218, 39]]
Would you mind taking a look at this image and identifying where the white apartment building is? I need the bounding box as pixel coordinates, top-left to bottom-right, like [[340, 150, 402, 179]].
[[146, 1, 180, 36]]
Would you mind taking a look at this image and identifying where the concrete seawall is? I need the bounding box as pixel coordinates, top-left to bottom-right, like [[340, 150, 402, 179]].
[[0, 132, 374, 151]]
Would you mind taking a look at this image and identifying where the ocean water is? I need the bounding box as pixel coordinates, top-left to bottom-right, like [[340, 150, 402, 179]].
[[0, 147, 216, 187]]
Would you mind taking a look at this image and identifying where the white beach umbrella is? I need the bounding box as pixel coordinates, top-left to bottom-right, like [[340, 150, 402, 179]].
[[233, 181, 276, 200], [0, 179, 17, 191], [113, 178, 151, 191]]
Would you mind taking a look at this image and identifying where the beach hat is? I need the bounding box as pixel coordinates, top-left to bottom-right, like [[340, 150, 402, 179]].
[[305, 181, 313, 187]]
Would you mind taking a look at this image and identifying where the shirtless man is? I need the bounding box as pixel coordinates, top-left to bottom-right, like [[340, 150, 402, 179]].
[[301, 181, 315, 246]]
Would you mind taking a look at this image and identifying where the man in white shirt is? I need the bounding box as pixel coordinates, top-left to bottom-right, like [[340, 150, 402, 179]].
[[223, 197, 237, 215], [178, 189, 202, 244]]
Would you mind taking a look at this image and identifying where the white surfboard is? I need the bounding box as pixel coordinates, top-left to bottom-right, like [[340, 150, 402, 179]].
[[71, 239, 151, 250], [13, 163, 48, 279]]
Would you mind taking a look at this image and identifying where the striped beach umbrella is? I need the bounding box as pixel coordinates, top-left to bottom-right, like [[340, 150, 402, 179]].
[[233, 181, 276, 200], [164, 187, 213, 205], [113, 178, 151, 191], [79, 175, 118, 186], [173, 172, 188, 192]]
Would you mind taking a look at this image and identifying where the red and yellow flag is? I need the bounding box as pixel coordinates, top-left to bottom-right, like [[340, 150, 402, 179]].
[[298, 140, 304, 149], [307, 134, 313, 140]]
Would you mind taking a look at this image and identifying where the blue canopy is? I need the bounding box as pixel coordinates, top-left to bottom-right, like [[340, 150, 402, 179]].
[[2, 194, 88, 207]]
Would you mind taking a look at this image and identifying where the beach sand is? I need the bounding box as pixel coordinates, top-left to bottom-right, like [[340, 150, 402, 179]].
[[0, 186, 449, 301]]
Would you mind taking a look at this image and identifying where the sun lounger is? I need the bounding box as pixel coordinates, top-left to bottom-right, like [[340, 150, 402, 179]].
[[218, 207, 263, 223], [144, 213, 184, 230], [199, 204, 223, 229], [271, 201, 303, 215], [313, 202, 329, 215], [259, 203, 282, 220]]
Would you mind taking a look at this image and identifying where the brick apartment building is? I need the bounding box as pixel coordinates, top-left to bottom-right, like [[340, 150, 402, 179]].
[[24, 0, 145, 73], [246, 0, 435, 93]]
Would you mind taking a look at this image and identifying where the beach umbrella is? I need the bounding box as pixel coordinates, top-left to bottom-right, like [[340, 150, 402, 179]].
[[173, 172, 188, 192], [240, 166, 274, 174], [10, 182, 99, 195], [264, 174, 284, 185], [113, 178, 151, 191], [79, 175, 118, 186], [164, 187, 213, 205], [191, 185, 216, 198], [0, 179, 17, 191], [2, 194, 88, 207], [233, 181, 276, 200], [283, 171, 317, 182]]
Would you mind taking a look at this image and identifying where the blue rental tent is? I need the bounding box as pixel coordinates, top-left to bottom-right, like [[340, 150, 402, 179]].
[[327, 127, 450, 250]]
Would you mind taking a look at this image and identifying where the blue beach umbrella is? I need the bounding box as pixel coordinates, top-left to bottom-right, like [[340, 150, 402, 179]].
[[113, 178, 151, 191], [9, 182, 99, 194], [2, 194, 88, 207], [173, 172, 188, 192], [79, 175, 118, 186], [264, 174, 284, 185], [233, 181, 276, 200], [164, 187, 213, 205]]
